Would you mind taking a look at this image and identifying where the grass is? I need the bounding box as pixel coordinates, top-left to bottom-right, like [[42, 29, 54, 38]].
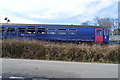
[[1, 39, 120, 63]]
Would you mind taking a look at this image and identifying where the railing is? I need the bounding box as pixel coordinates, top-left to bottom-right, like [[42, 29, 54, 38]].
[[109, 35, 120, 41]]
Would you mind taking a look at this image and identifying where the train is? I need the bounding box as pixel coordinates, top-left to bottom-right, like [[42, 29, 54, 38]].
[[0, 23, 109, 43]]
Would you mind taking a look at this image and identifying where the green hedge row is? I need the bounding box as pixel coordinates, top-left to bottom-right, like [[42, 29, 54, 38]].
[[2, 39, 120, 63]]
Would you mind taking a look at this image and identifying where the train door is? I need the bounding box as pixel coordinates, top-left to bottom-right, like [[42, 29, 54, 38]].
[[95, 28, 103, 43], [103, 28, 109, 43]]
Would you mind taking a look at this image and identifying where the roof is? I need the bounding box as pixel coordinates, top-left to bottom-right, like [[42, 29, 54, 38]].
[[1, 23, 102, 28]]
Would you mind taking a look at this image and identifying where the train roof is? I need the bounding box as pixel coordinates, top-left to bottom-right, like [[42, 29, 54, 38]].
[[1, 23, 104, 28]]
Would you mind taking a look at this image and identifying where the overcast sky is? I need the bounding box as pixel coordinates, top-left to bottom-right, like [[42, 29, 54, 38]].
[[0, 0, 119, 25]]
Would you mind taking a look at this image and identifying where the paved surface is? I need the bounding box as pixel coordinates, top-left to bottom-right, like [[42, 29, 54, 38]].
[[0, 58, 2, 79], [0, 58, 118, 79]]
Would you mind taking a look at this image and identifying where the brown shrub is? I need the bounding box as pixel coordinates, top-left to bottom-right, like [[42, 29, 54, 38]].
[[2, 39, 119, 63]]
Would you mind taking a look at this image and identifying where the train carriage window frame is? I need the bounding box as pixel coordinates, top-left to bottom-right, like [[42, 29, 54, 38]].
[[17, 28, 26, 33], [47, 28, 56, 34], [68, 29, 77, 31], [0, 27, 5, 32], [58, 28, 67, 34], [27, 27, 35, 33], [2, 27, 5, 32], [68, 32, 76, 35], [7, 27, 16, 33], [58, 32, 66, 34], [47, 32, 56, 34], [96, 30, 103, 36], [58, 29, 66, 31], [48, 28, 56, 31], [68, 29, 77, 35], [104, 29, 108, 35], [37, 28, 46, 34]]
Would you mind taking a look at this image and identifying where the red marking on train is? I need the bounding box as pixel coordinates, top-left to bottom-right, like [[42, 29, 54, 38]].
[[95, 28, 103, 43]]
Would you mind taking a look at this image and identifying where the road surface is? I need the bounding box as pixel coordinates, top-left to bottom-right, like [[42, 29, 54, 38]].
[[0, 58, 118, 79]]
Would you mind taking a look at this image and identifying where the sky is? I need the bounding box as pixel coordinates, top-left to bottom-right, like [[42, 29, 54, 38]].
[[0, 0, 119, 25]]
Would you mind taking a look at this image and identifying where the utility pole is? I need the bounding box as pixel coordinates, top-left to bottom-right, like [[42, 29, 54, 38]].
[[118, 1, 120, 28]]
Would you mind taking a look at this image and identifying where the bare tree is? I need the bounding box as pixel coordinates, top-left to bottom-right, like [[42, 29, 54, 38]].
[[93, 17, 114, 29], [94, 17, 120, 35], [114, 28, 120, 35]]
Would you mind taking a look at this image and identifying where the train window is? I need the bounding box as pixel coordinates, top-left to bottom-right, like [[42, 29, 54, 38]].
[[0, 27, 1, 32], [47, 32, 56, 34], [58, 29, 66, 31], [58, 32, 66, 34], [68, 29, 77, 31], [37, 28, 45, 34], [7, 27, 15, 33], [0, 27, 5, 32], [48, 28, 56, 31], [2, 27, 5, 32], [18, 28, 25, 33], [96, 30, 102, 35], [27, 28, 35, 33], [104, 30, 108, 35], [47, 28, 56, 34], [68, 29, 77, 35], [58, 29, 66, 34], [68, 32, 76, 35]]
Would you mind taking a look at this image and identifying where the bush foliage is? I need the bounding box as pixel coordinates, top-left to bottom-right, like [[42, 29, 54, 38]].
[[2, 39, 120, 63]]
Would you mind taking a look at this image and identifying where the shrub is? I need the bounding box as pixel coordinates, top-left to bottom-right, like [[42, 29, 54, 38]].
[[2, 39, 119, 63]]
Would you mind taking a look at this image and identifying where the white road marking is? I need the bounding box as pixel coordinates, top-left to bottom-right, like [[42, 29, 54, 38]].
[[9, 76, 24, 79], [32, 79, 48, 80]]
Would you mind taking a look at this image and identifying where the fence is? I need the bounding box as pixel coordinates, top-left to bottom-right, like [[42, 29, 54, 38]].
[[109, 35, 120, 44]]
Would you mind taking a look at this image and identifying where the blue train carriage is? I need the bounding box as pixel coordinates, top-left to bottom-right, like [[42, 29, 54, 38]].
[[0, 23, 109, 43]]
